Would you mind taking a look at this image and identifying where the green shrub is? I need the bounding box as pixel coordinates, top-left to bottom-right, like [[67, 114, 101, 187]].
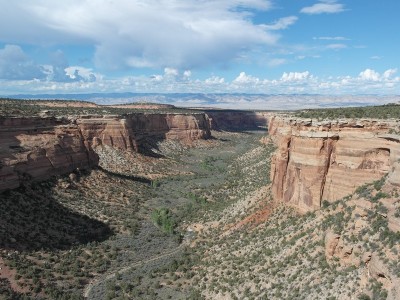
[[151, 208, 176, 234]]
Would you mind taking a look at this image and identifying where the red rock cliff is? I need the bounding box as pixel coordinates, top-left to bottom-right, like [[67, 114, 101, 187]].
[[269, 116, 400, 213], [0, 113, 211, 191], [78, 113, 211, 151], [0, 117, 98, 191]]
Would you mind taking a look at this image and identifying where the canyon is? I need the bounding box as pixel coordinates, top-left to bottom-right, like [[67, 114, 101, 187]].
[[1, 101, 400, 299], [3, 109, 400, 213]]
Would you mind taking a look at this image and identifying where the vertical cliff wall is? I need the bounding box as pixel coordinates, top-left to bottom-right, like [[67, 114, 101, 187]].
[[0, 117, 98, 191], [78, 113, 211, 151], [269, 116, 400, 213], [0, 113, 211, 191]]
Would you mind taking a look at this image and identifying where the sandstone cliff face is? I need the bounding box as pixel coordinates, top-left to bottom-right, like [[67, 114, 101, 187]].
[[78, 113, 211, 151], [269, 116, 400, 212], [0, 117, 98, 191], [0, 113, 211, 191]]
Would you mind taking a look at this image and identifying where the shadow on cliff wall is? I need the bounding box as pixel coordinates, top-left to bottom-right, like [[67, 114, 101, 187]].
[[205, 110, 269, 132], [0, 183, 112, 251], [137, 136, 167, 158]]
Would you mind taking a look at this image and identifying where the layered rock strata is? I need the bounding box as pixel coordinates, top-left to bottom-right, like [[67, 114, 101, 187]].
[[78, 113, 211, 151], [269, 116, 400, 212], [0, 113, 211, 191], [0, 117, 98, 191]]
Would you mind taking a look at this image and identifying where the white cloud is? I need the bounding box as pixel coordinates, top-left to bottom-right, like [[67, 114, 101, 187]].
[[1, 68, 400, 98], [0, 1, 276, 71], [263, 16, 298, 30], [326, 43, 347, 50], [383, 68, 397, 79], [0, 44, 96, 82], [359, 69, 380, 81], [233, 72, 260, 84], [370, 56, 382, 60], [301, 1, 345, 14], [150, 74, 163, 82], [281, 71, 311, 81], [205, 76, 225, 84], [164, 68, 179, 77], [313, 36, 349, 41], [65, 66, 98, 82]]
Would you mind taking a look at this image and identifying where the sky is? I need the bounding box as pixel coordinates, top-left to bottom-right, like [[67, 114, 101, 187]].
[[0, 0, 400, 97]]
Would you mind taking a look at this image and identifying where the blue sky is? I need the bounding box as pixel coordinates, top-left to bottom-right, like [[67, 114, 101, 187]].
[[0, 0, 399, 96]]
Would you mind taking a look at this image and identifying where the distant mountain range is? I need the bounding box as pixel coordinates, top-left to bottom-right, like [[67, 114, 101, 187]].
[[3, 92, 400, 110]]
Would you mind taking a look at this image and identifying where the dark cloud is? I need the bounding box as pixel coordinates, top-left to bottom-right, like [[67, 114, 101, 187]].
[[0, 45, 46, 80]]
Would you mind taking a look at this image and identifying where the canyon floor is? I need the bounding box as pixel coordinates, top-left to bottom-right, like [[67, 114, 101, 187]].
[[1, 125, 400, 299]]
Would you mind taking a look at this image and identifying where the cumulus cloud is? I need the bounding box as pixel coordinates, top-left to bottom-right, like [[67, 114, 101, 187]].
[[301, 0, 345, 14], [383, 69, 397, 79], [148, 68, 193, 85], [65, 66, 98, 82], [357, 68, 398, 82], [0, 1, 277, 71], [263, 16, 298, 30], [164, 68, 179, 77], [359, 69, 380, 81], [233, 72, 260, 84], [47, 50, 83, 82], [281, 71, 311, 81], [205, 76, 225, 84], [0, 44, 97, 82], [2, 68, 400, 97]]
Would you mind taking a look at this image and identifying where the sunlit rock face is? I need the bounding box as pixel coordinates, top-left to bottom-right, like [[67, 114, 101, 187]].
[[0, 116, 98, 191], [269, 116, 400, 213], [78, 113, 211, 151]]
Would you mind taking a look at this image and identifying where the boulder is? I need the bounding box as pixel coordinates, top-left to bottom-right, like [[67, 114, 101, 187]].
[[325, 230, 340, 258]]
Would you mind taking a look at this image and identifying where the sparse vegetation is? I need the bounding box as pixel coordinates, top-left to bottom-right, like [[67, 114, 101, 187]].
[[295, 103, 400, 119]]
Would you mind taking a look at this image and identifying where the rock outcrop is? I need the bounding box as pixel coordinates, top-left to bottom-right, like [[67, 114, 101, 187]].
[[0, 117, 98, 191], [324, 230, 341, 259], [269, 116, 400, 212], [0, 113, 211, 192]]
